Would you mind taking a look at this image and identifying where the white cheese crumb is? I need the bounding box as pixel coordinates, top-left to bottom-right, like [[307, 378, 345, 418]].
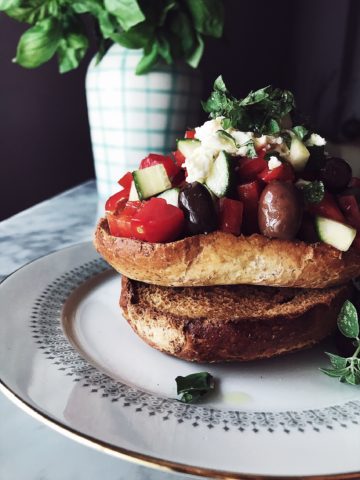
[[268, 156, 282, 170], [305, 133, 326, 147]]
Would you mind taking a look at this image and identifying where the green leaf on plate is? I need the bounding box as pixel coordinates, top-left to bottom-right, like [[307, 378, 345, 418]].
[[338, 300, 359, 339], [175, 372, 214, 403]]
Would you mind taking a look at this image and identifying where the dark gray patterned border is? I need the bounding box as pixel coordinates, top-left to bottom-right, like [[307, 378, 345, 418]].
[[30, 259, 360, 434]]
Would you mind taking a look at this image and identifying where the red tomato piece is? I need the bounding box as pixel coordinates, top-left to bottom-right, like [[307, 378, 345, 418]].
[[172, 150, 186, 167], [131, 197, 184, 243], [106, 201, 142, 238], [105, 189, 129, 213], [337, 195, 360, 230], [171, 169, 186, 187], [237, 156, 267, 182], [258, 162, 295, 183], [308, 192, 345, 223], [139, 153, 180, 179], [117, 171, 133, 190], [237, 180, 263, 234], [219, 198, 244, 236], [185, 130, 196, 139]]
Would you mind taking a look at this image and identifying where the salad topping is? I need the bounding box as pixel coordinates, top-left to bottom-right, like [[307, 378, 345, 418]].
[[104, 76, 360, 252]]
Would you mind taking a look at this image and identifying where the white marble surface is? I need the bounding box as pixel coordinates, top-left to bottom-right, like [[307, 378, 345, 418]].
[[0, 181, 199, 480]]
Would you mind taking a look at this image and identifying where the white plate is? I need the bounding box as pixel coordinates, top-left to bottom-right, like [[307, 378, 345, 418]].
[[0, 242, 360, 479]]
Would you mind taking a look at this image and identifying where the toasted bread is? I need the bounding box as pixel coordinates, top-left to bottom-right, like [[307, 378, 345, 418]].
[[120, 276, 352, 362], [95, 218, 360, 288]]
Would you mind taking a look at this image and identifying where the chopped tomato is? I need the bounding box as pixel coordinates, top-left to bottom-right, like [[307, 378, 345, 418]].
[[349, 177, 360, 188], [308, 192, 345, 223], [105, 189, 129, 213], [185, 130, 196, 139], [237, 156, 267, 182], [117, 171, 133, 190], [337, 195, 360, 230], [237, 180, 263, 234], [172, 150, 186, 167], [219, 198, 244, 235], [131, 198, 184, 243], [106, 201, 142, 238], [140, 153, 180, 179], [258, 162, 295, 183]]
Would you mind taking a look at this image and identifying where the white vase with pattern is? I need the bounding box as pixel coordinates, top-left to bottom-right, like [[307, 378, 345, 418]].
[[86, 44, 202, 199]]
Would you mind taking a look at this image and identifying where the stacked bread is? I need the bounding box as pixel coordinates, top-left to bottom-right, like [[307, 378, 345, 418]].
[[94, 219, 357, 362]]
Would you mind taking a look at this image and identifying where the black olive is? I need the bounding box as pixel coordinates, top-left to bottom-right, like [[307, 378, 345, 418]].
[[319, 157, 352, 193], [305, 146, 327, 172], [179, 182, 218, 235]]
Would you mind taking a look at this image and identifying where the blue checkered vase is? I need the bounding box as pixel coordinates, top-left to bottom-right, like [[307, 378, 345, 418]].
[[86, 44, 203, 199]]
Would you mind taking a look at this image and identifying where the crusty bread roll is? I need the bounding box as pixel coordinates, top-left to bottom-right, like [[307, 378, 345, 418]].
[[120, 277, 352, 362], [95, 218, 360, 288]]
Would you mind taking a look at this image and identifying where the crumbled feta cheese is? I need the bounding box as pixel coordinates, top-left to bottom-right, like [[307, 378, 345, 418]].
[[268, 156, 282, 170], [305, 133, 326, 147], [184, 146, 214, 183], [194, 118, 224, 143]]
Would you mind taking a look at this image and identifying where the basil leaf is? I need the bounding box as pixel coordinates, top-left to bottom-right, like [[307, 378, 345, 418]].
[[135, 41, 158, 74], [338, 300, 359, 339], [325, 352, 348, 369], [221, 117, 232, 130], [175, 372, 214, 403], [184, 0, 224, 38], [0, 0, 20, 10], [169, 10, 197, 59], [71, 0, 103, 15], [186, 33, 204, 68], [15, 17, 61, 68], [214, 75, 227, 93], [293, 125, 309, 140], [343, 370, 360, 386], [157, 34, 172, 64], [5, 0, 59, 23], [266, 118, 280, 134], [58, 31, 89, 73], [302, 180, 325, 204], [244, 140, 257, 158], [104, 0, 145, 31]]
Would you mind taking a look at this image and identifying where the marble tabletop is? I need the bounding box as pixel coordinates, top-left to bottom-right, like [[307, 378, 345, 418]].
[[0, 181, 201, 480]]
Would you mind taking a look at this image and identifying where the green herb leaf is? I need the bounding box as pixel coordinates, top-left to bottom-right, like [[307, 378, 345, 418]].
[[302, 180, 325, 204], [0, 0, 20, 10], [325, 352, 348, 369], [15, 17, 61, 68], [57, 31, 89, 73], [104, 0, 145, 31], [292, 125, 309, 140], [185, 0, 224, 38], [202, 78, 295, 135], [244, 140, 257, 158], [186, 33, 204, 68], [5, 0, 59, 23], [135, 41, 158, 74], [319, 367, 350, 378], [175, 372, 214, 403], [338, 300, 359, 339], [217, 130, 239, 148], [343, 370, 360, 385]]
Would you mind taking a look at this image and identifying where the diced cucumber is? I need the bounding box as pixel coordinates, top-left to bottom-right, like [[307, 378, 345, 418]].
[[288, 137, 310, 172], [157, 187, 180, 207], [132, 164, 171, 200], [205, 151, 232, 197], [128, 181, 140, 201], [315, 216, 356, 252], [177, 138, 200, 158]]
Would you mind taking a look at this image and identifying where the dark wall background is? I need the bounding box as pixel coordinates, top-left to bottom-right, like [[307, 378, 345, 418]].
[[1, 0, 359, 220]]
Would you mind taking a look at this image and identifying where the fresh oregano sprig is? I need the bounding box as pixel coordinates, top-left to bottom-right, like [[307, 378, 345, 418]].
[[320, 300, 360, 385]]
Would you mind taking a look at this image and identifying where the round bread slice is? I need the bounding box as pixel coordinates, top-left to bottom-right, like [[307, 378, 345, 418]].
[[120, 276, 352, 362], [95, 218, 360, 288]]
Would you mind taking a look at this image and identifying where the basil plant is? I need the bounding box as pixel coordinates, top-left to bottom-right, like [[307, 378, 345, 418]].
[[0, 0, 224, 74]]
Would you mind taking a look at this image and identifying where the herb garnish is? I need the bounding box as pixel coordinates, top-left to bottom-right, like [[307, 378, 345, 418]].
[[202, 76, 295, 135], [175, 372, 215, 403], [320, 300, 360, 385], [292, 125, 309, 141], [302, 180, 325, 204]]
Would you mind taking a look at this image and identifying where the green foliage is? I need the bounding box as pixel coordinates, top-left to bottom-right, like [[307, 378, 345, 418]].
[[175, 372, 214, 403], [292, 125, 309, 141], [202, 76, 295, 135], [1, 0, 224, 73], [320, 300, 360, 386]]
